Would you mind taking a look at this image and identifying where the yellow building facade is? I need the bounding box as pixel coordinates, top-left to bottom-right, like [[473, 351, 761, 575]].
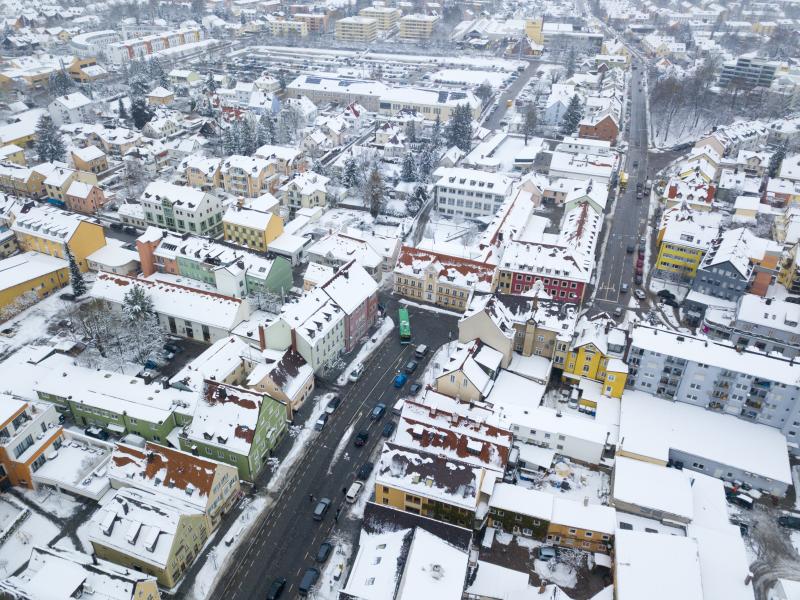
[[222, 211, 284, 252], [654, 240, 705, 278], [563, 342, 627, 398], [0, 251, 70, 311]]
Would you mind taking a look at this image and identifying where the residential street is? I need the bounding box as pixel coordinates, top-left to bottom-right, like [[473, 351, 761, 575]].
[[484, 60, 540, 130], [591, 57, 650, 314], [200, 296, 458, 600]]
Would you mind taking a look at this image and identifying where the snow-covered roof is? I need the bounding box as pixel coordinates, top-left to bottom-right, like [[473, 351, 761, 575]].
[[0, 251, 67, 291], [0, 545, 158, 600], [395, 246, 495, 291], [71, 144, 105, 162], [307, 232, 382, 271], [319, 259, 377, 314], [279, 170, 329, 195], [395, 527, 469, 600], [432, 166, 513, 195], [489, 482, 553, 519], [614, 531, 703, 600], [171, 336, 258, 392], [184, 380, 267, 456], [91, 273, 248, 332], [140, 180, 211, 213], [249, 347, 313, 400], [618, 386, 791, 486], [612, 456, 694, 522], [109, 442, 230, 512], [52, 92, 93, 110], [376, 442, 485, 511], [551, 497, 616, 534], [275, 286, 344, 346], [222, 201, 280, 232], [11, 203, 100, 243], [89, 487, 202, 569]]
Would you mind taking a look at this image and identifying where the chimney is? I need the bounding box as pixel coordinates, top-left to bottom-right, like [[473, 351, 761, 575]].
[[258, 324, 266, 351]]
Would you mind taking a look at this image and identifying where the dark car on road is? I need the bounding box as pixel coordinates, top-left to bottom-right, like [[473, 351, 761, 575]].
[[357, 461, 374, 480], [313, 498, 331, 521], [409, 382, 422, 395], [266, 578, 286, 600], [316, 541, 333, 563], [354, 430, 369, 447], [109, 222, 123, 231], [778, 516, 800, 530], [404, 360, 418, 374], [371, 403, 386, 420], [298, 568, 320, 596], [382, 421, 396, 437], [325, 396, 341, 414]]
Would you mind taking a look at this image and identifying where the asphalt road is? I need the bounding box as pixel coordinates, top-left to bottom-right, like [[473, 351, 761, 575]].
[[592, 58, 651, 314], [484, 60, 540, 130], [205, 296, 458, 599]]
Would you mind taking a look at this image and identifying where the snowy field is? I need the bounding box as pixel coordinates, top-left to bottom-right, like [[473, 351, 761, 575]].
[[0, 497, 59, 576]]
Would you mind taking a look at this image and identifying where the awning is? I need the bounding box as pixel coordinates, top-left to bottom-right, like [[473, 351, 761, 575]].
[[106, 423, 125, 434]]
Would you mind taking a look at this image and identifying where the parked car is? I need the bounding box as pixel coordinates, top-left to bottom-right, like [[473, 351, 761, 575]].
[[266, 578, 286, 600], [636, 258, 644, 268], [393, 373, 407, 388], [313, 498, 331, 521], [325, 396, 341, 414], [314, 413, 329, 431], [354, 430, 369, 447], [346, 481, 364, 503], [626, 245, 635, 253], [348, 363, 364, 382], [371, 403, 386, 420], [404, 360, 418, 374], [778, 516, 800, 530], [298, 568, 320, 596], [663, 298, 679, 308], [123, 226, 138, 235], [634, 289, 646, 300], [656, 289, 675, 300], [613, 307, 623, 318], [163, 342, 182, 354], [409, 382, 422, 395], [620, 283, 629, 294], [109, 222, 123, 231], [357, 461, 374, 480], [382, 421, 396, 437], [634, 274, 643, 285], [537, 546, 557, 560], [84, 426, 109, 441], [59, 292, 77, 302], [414, 344, 428, 358], [316, 541, 333, 563]]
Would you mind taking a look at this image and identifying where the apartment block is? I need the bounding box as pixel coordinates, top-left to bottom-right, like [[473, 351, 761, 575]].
[[398, 14, 439, 40], [358, 7, 401, 30], [335, 16, 378, 44]]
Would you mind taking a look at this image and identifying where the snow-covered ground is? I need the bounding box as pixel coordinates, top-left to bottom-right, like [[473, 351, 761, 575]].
[[336, 317, 395, 386], [20, 488, 81, 520], [309, 535, 353, 600], [0, 499, 59, 575], [398, 298, 462, 317]]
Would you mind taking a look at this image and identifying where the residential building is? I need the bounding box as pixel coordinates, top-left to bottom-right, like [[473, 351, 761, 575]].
[[393, 246, 496, 313], [618, 386, 792, 496], [89, 487, 208, 588], [0, 144, 26, 165], [279, 171, 329, 215], [10, 203, 106, 272], [180, 380, 287, 481], [267, 18, 309, 37], [562, 314, 628, 398], [374, 442, 489, 527], [626, 324, 800, 456], [139, 181, 224, 237], [358, 6, 401, 30], [91, 272, 251, 343], [703, 295, 800, 358], [398, 14, 439, 40], [109, 442, 240, 530], [71, 144, 108, 174], [147, 86, 174, 106], [106, 28, 204, 64], [306, 232, 384, 280], [486, 483, 552, 539], [433, 167, 514, 220], [435, 340, 503, 403], [335, 16, 378, 43], [220, 155, 275, 198], [35, 363, 196, 442], [222, 195, 283, 252], [263, 287, 346, 374], [720, 55, 778, 88], [0, 395, 62, 488], [181, 154, 221, 190], [65, 181, 107, 214], [47, 92, 96, 126], [547, 498, 616, 553], [0, 545, 161, 600], [578, 111, 619, 143], [0, 251, 69, 311], [654, 201, 721, 281], [318, 260, 378, 352], [287, 75, 388, 112], [246, 347, 314, 416]]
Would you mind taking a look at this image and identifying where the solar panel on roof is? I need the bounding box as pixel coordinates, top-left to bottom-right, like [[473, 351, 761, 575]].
[[306, 77, 321, 84], [437, 91, 448, 103], [450, 92, 466, 100]]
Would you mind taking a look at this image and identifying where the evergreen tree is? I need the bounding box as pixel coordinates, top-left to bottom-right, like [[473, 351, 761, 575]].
[[366, 167, 384, 218], [48, 69, 74, 97], [240, 118, 256, 155], [565, 46, 577, 78], [123, 284, 154, 321], [769, 143, 787, 178], [224, 120, 239, 155], [523, 104, 538, 144], [118, 98, 128, 121], [66, 247, 86, 297], [278, 71, 287, 91], [406, 120, 416, 144], [400, 151, 416, 182], [475, 82, 493, 105], [430, 115, 442, 148], [417, 144, 436, 182], [343, 157, 360, 189], [205, 71, 217, 94], [130, 97, 154, 129], [35, 114, 65, 163], [445, 104, 472, 152], [256, 114, 275, 147], [191, 0, 205, 15], [407, 185, 427, 215], [560, 94, 583, 135], [148, 58, 169, 89]]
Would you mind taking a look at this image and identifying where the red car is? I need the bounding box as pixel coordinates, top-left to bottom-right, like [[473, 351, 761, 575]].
[[636, 258, 644, 268]]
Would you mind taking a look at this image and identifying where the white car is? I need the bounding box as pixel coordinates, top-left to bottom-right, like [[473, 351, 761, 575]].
[[634, 289, 646, 300], [348, 363, 364, 382]]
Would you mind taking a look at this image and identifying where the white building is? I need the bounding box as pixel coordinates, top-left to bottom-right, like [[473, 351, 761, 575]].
[[48, 92, 96, 126], [433, 167, 514, 220], [139, 180, 225, 237]]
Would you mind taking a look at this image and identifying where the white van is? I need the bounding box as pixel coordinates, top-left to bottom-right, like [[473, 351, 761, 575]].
[[348, 363, 364, 382], [346, 481, 364, 503]]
